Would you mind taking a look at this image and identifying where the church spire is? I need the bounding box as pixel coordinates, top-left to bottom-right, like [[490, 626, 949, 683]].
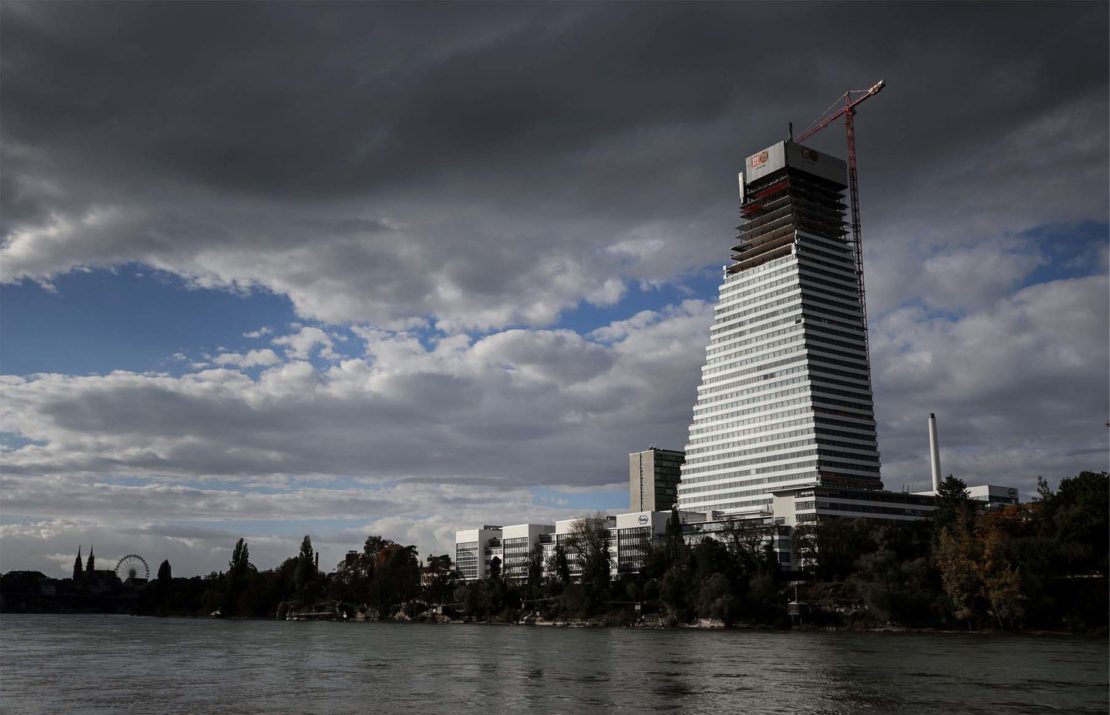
[[73, 546, 83, 581], [86, 545, 95, 573]]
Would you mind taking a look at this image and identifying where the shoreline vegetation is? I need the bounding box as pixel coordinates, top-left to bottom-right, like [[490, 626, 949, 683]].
[[3, 471, 1106, 635]]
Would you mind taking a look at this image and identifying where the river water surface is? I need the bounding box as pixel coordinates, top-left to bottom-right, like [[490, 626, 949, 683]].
[[1, 615, 1106, 714]]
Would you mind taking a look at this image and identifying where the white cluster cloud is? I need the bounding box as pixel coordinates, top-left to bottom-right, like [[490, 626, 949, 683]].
[[214, 349, 281, 369], [872, 272, 1109, 487], [272, 326, 338, 361], [0, 304, 714, 487], [0, 303, 715, 575]]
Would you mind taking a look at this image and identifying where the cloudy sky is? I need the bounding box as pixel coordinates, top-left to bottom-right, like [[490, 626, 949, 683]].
[[1, 2, 1107, 578]]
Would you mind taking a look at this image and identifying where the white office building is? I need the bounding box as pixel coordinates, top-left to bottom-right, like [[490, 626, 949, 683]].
[[500, 523, 555, 582], [677, 140, 883, 517], [458, 511, 706, 582], [454, 525, 502, 581]]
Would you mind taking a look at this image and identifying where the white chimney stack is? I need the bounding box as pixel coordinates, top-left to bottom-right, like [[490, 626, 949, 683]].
[[928, 413, 942, 492]]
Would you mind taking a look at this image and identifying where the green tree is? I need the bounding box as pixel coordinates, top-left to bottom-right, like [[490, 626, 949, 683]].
[[229, 538, 253, 579], [363, 535, 396, 574], [696, 572, 738, 625], [488, 555, 502, 582], [155, 559, 173, 613], [565, 513, 611, 609], [658, 509, 690, 576], [526, 543, 545, 590], [422, 554, 455, 606], [295, 535, 319, 603], [978, 520, 1023, 629], [368, 543, 420, 617], [552, 545, 571, 587], [1046, 471, 1109, 574], [935, 525, 981, 628], [932, 475, 973, 536], [223, 538, 259, 616], [850, 527, 936, 626], [1034, 475, 1054, 503], [720, 519, 776, 577], [794, 518, 874, 581]]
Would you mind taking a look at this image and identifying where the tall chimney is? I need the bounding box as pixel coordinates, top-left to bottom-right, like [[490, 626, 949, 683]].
[[928, 413, 942, 492]]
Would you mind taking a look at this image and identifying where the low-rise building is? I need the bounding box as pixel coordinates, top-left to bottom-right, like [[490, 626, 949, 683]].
[[612, 510, 706, 574], [500, 523, 555, 582], [773, 486, 937, 527], [912, 483, 1020, 510], [456, 485, 953, 580], [966, 484, 1020, 508], [454, 526, 502, 581]]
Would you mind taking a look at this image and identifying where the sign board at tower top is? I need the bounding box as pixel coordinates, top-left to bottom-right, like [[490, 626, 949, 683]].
[[745, 142, 786, 183], [744, 140, 848, 186]]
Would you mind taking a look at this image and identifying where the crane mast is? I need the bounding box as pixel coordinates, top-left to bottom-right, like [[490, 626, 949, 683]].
[[794, 80, 885, 353]]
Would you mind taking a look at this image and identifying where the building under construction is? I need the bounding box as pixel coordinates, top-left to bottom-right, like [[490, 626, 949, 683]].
[[676, 139, 882, 517]]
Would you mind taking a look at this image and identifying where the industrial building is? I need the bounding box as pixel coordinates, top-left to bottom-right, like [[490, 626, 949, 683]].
[[677, 139, 883, 517], [629, 447, 685, 512], [912, 413, 1020, 507]]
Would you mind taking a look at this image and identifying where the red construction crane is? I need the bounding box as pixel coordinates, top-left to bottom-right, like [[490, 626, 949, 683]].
[[793, 80, 885, 344]]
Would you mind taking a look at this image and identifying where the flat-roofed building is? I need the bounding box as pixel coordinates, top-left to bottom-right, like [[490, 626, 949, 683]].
[[499, 523, 555, 582], [773, 485, 936, 527], [913, 483, 1020, 510], [613, 510, 707, 575], [454, 525, 501, 581], [629, 447, 685, 512], [966, 484, 1019, 508]]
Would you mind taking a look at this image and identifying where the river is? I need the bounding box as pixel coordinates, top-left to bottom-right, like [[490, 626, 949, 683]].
[[1, 615, 1106, 713]]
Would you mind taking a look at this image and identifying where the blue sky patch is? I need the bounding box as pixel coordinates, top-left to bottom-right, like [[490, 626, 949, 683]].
[[0, 266, 295, 376]]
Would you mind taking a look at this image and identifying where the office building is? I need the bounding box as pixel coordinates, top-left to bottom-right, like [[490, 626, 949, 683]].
[[454, 524, 557, 582], [454, 526, 502, 581], [500, 523, 555, 581], [458, 510, 706, 582], [677, 140, 882, 517], [629, 447, 685, 512]]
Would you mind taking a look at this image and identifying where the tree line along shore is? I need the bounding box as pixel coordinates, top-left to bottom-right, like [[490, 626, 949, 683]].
[[2, 471, 1106, 633]]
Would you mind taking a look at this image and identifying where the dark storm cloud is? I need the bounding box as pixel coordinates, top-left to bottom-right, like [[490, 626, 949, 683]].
[[3, 2, 1106, 330], [4, 2, 1105, 215]]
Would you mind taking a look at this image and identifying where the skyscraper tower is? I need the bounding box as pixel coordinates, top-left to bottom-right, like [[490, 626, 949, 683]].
[[676, 140, 882, 516]]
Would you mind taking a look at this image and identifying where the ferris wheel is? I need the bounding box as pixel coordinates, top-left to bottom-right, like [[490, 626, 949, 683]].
[[115, 554, 150, 582]]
